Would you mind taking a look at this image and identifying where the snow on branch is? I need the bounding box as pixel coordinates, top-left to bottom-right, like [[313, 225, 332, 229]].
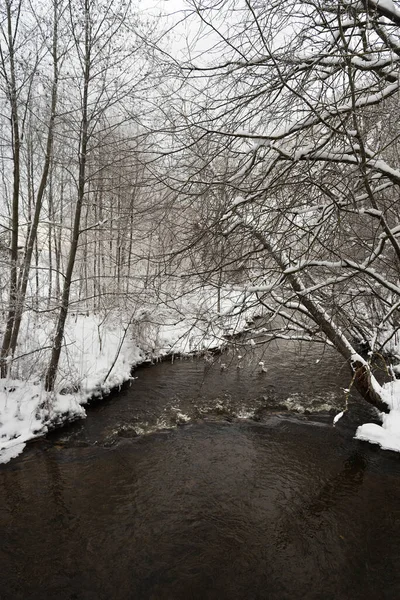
[[284, 259, 400, 296], [368, 0, 400, 27]]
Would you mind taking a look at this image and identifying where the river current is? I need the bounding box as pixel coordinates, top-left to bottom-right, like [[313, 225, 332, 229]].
[[1, 341, 400, 599]]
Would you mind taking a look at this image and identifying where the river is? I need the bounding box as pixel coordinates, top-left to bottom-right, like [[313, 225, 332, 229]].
[[1, 341, 400, 599]]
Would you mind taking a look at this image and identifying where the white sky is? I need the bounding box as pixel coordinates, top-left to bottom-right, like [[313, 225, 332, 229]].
[[147, 0, 223, 63]]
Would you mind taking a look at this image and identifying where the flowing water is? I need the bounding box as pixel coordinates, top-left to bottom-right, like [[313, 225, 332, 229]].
[[1, 341, 400, 599]]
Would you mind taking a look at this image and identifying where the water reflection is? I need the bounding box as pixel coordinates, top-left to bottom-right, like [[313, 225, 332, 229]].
[[0, 344, 399, 599], [1, 419, 400, 600]]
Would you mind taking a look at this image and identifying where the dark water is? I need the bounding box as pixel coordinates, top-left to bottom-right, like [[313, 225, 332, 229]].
[[1, 342, 400, 599]]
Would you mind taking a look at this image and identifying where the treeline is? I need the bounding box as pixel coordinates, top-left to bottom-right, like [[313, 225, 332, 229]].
[[0, 0, 170, 387], [2, 0, 400, 411]]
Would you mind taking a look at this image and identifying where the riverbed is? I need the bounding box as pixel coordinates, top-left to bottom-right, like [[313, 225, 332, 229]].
[[1, 341, 400, 599]]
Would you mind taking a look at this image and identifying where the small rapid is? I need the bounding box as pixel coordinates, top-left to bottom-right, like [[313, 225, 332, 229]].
[[47, 340, 373, 446], [1, 340, 398, 600]]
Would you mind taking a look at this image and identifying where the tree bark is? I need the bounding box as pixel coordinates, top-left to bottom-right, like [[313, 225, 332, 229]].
[[0, 0, 21, 377], [249, 226, 390, 413], [45, 0, 90, 391]]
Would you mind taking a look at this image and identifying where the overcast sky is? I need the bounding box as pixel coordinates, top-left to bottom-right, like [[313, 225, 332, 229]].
[[148, 0, 222, 63]]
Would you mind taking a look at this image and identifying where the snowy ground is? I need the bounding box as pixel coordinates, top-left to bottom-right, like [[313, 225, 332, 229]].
[[0, 315, 144, 464], [0, 286, 259, 463], [3, 284, 400, 463], [355, 379, 400, 452]]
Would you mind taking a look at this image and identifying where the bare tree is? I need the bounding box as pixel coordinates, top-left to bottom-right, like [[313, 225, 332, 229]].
[[44, 0, 151, 390], [6, 0, 64, 363], [0, 0, 31, 375], [158, 0, 400, 409]]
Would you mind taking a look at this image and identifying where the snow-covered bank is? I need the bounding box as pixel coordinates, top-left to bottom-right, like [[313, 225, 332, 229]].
[[355, 380, 400, 452], [5, 284, 400, 463], [0, 287, 259, 463], [0, 314, 144, 464]]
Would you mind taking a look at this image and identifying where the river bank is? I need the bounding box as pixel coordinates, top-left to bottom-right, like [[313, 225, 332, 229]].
[[2, 287, 400, 463], [2, 350, 400, 599], [0, 287, 260, 463]]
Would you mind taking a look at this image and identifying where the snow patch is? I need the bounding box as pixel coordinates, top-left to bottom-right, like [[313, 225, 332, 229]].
[[0, 442, 27, 464], [355, 380, 400, 451], [333, 411, 344, 425], [1, 287, 260, 463]]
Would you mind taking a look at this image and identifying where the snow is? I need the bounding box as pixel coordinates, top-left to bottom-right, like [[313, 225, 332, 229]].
[[0, 286, 260, 463], [369, 0, 400, 21], [356, 380, 400, 451], [333, 411, 344, 425], [3, 285, 400, 460], [360, 208, 382, 217], [0, 314, 141, 463], [231, 196, 247, 207], [0, 442, 27, 463]]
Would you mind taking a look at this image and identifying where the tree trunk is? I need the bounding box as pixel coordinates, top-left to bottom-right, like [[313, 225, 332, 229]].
[[250, 226, 390, 413], [45, 0, 90, 391], [0, 1, 21, 377]]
